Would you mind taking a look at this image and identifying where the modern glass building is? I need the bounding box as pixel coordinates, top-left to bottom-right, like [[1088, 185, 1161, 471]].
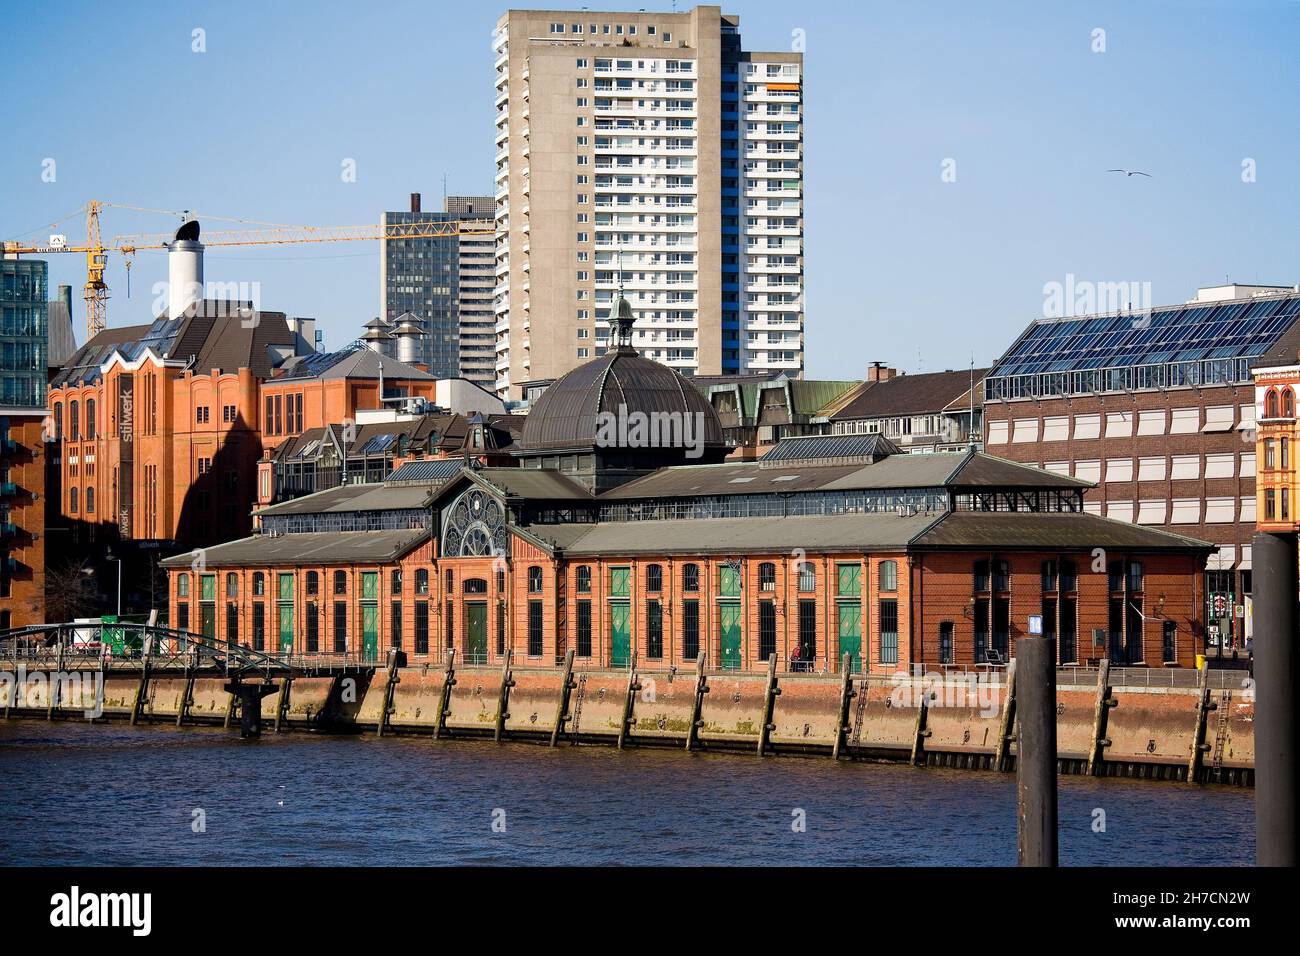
[[0, 259, 49, 406], [379, 194, 494, 382]]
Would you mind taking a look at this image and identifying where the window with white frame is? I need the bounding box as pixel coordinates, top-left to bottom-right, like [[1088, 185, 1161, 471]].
[[1137, 457, 1166, 481], [1105, 458, 1133, 483], [1073, 414, 1100, 440]]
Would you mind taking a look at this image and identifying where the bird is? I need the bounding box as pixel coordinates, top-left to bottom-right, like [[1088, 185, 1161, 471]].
[[1107, 169, 1153, 178]]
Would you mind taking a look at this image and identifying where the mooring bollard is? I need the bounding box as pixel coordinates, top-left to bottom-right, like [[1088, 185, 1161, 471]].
[[1016, 636, 1058, 867], [1253, 531, 1298, 867]]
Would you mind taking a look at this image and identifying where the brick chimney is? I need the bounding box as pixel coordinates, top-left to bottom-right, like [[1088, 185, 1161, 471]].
[[410, 192, 421, 213], [867, 362, 897, 383]]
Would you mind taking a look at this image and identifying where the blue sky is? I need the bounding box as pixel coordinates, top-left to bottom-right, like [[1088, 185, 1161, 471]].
[[3, 0, 1297, 377]]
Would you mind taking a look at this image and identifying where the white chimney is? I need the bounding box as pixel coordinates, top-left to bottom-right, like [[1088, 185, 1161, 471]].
[[167, 220, 204, 319]]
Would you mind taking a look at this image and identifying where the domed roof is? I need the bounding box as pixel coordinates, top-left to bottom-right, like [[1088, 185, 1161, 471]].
[[521, 346, 727, 454]]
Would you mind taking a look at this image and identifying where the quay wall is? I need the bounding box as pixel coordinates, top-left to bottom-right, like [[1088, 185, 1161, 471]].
[[2, 663, 1255, 785]]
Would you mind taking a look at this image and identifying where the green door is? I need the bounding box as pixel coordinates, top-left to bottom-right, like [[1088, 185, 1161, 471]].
[[201, 604, 216, 640], [466, 602, 488, 664], [838, 602, 862, 673], [362, 605, 379, 662], [610, 603, 631, 667], [279, 604, 295, 657], [720, 603, 742, 670]]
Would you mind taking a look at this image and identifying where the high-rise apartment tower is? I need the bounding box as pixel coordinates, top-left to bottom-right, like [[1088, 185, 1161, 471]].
[[492, 5, 804, 400]]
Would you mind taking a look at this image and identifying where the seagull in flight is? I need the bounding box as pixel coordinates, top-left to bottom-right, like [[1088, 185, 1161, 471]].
[[1107, 169, 1153, 178]]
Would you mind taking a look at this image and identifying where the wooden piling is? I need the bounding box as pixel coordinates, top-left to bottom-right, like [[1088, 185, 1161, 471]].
[[1187, 662, 1214, 784], [757, 654, 781, 757], [550, 649, 576, 747], [378, 659, 401, 738], [1016, 636, 1058, 867], [434, 648, 456, 740], [832, 654, 854, 760], [910, 694, 931, 766], [685, 654, 708, 752], [618, 667, 641, 750], [176, 669, 195, 727], [273, 676, 292, 733], [1086, 659, 1115, 776], [129, 659, 152, 726], [494, 648, 514, 743], [994, 661, 1017, 772]]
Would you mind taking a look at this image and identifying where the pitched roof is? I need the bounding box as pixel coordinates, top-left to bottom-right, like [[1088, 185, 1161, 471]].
[[253, 481, 442, 517], [160, 529, 430, 568], [912, 512, 1213, 552], [272, 346, 433, 382], [521, 511, 943, 556], [50, 304, 296, 386], [830, 369, 990, 421]]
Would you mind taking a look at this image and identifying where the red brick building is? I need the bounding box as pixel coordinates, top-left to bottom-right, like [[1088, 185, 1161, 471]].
[[983, 288, 1300, 648], [163, 303, 1213, 673]]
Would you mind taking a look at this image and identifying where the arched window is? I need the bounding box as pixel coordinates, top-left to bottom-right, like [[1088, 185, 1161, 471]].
[[528, 566, 543, 593], [85, 398, 96, 440], [758, 562, 776, 591], [305, 571, 319, 595], [1041, 560, 1057, 592], [464, 578, 488, 595], [85, 487, 95, 513], [69, 400, 80, 441], [333, 570, 348, 594], [445, 568, 454, 592], [797, 563, 815, 592], [415, 569, 429, 594], [226, 573, 238, 597], [69, 487, 78, 512], [177, 573, 190, 597], [53, 403, 62, 440], [1285, 389, 1296, 418], [1267, 389, 1279, 418], [879, 560, 898, 593], [576, 565, 592, 593], [646, 563, 663, 592], [253, 572, 265, 596], [682, 563, 700, 592], [390, 569, 402, 592]]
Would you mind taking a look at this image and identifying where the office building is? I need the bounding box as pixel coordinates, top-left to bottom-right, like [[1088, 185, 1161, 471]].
[[380, 193, 495, 384], [491, 5, 804, 400], [983, 285, 1300, 647]]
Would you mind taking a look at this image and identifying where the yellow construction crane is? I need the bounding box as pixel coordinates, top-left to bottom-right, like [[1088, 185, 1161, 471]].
[[1, 201, 495, 340]]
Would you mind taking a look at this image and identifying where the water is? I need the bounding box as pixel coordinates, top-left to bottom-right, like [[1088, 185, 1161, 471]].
[[0, 721, 1254, 866]]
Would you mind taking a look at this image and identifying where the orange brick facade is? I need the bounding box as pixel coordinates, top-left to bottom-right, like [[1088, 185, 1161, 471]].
[[49, 356, 436, 548], [168, 539, 1204, 673]]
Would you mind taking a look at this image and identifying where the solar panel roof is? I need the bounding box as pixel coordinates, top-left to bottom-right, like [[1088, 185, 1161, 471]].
[[761, 433, 902, 462], [990, 294, 1300, 380], [385, 458, 464, 484]]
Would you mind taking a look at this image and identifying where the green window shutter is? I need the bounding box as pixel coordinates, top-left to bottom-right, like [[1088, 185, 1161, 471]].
[[720, 565, 741, 597], [278, 573, 294, 601], [610, 567, 631, 598], [837, 563, 860, 597], [200, 575, 216, 601], [361, 572, 379, 601]]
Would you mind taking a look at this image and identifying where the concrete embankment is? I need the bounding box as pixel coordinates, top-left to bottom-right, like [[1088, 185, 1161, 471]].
[[3, 662, 1254, 785]]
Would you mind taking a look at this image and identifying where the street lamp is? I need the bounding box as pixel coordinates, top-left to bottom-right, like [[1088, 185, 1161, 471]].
[[105, 549, 121, 617]]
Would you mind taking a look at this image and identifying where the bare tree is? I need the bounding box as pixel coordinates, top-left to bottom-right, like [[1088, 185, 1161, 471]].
[[45, 558, 99, 623]]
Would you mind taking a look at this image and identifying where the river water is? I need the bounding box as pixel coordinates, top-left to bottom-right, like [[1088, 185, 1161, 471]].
[[0, 721, 1254, 866]]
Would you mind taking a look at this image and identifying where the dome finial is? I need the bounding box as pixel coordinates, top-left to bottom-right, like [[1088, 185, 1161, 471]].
[[615, 245, 635, 353]]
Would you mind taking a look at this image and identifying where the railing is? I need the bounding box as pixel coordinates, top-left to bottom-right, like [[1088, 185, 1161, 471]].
[[0, 623, 291, 678]]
